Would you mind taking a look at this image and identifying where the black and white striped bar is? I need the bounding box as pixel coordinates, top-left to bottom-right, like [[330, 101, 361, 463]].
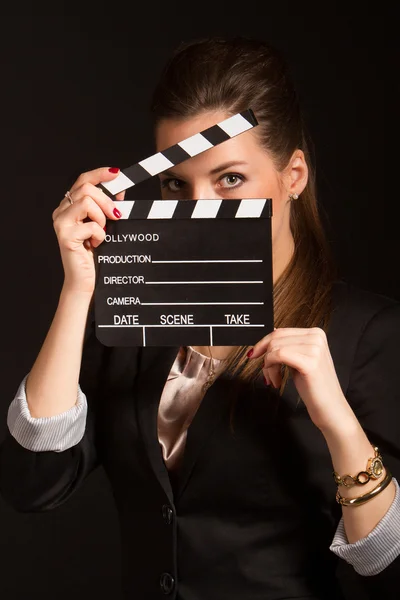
[[99, 109, 258, 197], [94, 198, 273, 347], [105, 197, 272, 220]]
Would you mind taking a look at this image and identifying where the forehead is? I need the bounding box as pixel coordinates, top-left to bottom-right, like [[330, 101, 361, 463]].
[[155, 110, 265, 171]]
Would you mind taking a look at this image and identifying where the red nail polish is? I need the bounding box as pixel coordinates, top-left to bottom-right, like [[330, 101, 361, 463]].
[[247, 348, 254, 358], [108, 167, 120, 173], [113, 208, 122, 218], [103, 226, 107, 231]]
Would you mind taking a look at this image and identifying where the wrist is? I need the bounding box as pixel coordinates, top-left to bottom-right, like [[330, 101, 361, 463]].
[[59, 284, 94, 313], [321, 421, 381, 493], [318, 405, 361, 442], [60, 282, 94, 302], [321, 417, 369, 455]]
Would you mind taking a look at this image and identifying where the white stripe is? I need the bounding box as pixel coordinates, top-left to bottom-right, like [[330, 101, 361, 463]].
[[147, 200, 178, 219], [178, 133, 213, 156], [152, 259, 262, 263], [236, 198, 267, 218], [102, 172, 135, 195], [113, 200, 135, 219], [98, 323, 264, 328], [145, 280, 263, 284], [139, 152, 174, 176], [218, 113, 253, 137], [191, 199, 222, 218], [142, 302, 264, 305]]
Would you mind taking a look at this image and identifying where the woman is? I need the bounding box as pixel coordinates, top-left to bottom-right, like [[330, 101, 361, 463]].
[[1, 36, 399, 600]]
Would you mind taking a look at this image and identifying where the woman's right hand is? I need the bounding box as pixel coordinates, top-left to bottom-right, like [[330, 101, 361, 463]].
[[52, 167, 125, 295]]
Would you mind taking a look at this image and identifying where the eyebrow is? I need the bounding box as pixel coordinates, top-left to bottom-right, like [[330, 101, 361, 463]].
[[159, 160, 249, 179]]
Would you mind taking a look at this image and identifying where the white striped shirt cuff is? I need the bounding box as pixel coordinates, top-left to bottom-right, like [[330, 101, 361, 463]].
[[330, 477, 400, 575], [7, 374, 88, 453]]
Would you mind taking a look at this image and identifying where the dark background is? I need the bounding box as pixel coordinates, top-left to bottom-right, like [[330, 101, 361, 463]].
[[0, 2, 395, 598]]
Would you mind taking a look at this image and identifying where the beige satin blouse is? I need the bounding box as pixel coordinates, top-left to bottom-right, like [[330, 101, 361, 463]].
[[157, 346, 226, 472]]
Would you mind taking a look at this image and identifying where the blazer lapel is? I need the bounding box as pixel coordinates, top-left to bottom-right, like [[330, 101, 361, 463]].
[[135, 347, 243, 505], [174, 372, 242, 501], [135, 346, 180, 505]]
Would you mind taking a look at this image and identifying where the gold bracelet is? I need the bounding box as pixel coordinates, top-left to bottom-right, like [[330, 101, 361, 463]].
[[332, 445, 384, 488], [336, 469, 392, 506]]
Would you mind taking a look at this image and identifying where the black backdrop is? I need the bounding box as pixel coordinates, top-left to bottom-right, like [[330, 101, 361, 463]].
[[0, 2, 395, 599]]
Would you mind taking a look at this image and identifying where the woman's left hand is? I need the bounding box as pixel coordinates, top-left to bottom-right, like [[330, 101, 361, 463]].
[[248, 327, 357, 433]]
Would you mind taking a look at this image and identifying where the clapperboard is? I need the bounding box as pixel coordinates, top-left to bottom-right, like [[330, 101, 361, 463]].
[[94, 109, 274, 346]]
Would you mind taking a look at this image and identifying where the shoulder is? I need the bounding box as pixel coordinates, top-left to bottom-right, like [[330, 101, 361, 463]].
[[331, 279, 400, 320], [326, 280, 400, 390], [329, 279, 400, 337]]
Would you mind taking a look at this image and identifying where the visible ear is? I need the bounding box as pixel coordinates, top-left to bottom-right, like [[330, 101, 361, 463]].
[[284, 149, 308, 196]]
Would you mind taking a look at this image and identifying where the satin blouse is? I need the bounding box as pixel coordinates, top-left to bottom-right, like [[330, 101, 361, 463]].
[[157, 346, 226, 472]]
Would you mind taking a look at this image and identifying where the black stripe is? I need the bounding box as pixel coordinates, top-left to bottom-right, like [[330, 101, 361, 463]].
[[123, 163, 150, 185], [171, 199, 196, 219], [216, 199, 242, 218], [241, 108, 258, 127], [127, 200, 154, 219], [260, 198, 273, 218], [162, 144, 191, 165], [201, 124, 231, 145]]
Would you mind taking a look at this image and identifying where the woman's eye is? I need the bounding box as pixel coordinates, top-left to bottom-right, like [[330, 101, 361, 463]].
[[161, 178, 183, 193], [220, 174, 244, 188]]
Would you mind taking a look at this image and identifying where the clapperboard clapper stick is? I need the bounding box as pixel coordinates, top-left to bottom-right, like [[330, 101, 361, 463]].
[[93, 109, 274, 346], [98, 110, 258, 197]]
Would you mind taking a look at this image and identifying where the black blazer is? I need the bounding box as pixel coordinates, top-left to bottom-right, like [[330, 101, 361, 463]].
[[1, 280, 400, 600]]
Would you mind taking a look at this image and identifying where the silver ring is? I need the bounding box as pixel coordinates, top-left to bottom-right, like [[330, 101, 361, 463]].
[[65, 190, 74, 205]]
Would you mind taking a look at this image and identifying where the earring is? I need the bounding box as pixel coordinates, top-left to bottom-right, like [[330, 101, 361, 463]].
[[289, 192, 299, 201]]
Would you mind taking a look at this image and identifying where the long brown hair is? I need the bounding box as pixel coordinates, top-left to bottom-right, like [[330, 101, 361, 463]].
[[151, 36, 338, 393]]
